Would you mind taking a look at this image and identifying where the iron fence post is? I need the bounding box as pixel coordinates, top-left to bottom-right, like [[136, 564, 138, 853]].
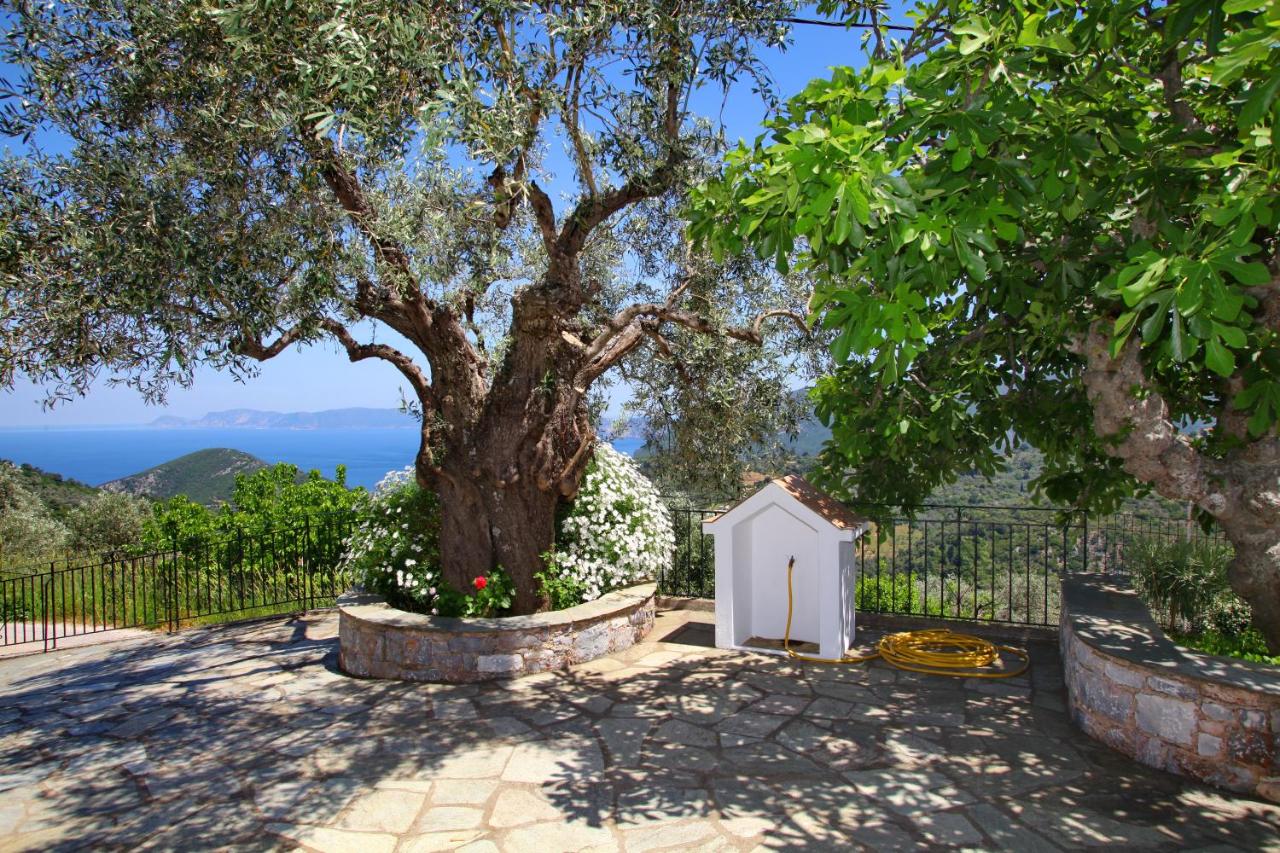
[[43, 565, 53, 652]]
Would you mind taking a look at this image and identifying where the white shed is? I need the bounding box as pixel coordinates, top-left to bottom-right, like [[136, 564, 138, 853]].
[[702, 475, 868, 659]]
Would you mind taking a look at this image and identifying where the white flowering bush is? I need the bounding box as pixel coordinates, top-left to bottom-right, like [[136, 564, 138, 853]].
[[340, 466, 443, 614], [543, 444, 674, 607]]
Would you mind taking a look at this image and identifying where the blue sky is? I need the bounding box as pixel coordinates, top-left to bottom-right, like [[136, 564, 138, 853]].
[[1, 12, 871, 427]]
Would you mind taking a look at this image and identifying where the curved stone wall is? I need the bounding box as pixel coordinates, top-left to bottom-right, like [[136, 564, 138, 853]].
[[1061, 575, 1279, 802], [338, 583, 656, 683]]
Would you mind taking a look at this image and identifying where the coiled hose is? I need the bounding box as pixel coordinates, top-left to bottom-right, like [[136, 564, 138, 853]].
[[782, 557, 1030, 678]]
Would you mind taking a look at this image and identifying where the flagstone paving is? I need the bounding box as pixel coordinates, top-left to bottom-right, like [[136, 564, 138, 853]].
[[0, 609, 1277, 852]]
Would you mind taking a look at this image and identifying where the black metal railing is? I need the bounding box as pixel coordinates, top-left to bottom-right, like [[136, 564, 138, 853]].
[[662, 505, 719, 599], [0, 514, 353, 651], [1, 498, 1229, 651], [656, 501, 1226, 629]]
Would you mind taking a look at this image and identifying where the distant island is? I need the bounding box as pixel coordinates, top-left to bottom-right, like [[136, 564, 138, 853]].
[[150, 407, 647, 437], [150, 407, 417, 430]]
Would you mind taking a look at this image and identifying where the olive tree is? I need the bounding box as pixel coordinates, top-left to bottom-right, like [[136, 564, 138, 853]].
[[691, 0, 1280, 648], [0, 1, 818, 612]]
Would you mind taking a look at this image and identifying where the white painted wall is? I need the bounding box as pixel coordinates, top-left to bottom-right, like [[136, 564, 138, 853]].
[[707, 480, 865, 660], [749, 505, 819, 645]]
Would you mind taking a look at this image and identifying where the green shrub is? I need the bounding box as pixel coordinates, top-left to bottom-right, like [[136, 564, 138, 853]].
[[0, 462, 70, 565], [856, 571, 923, 613], [1129, 536, 1238, 635], [536, 566, 588, 611], [142, 463, 367, 552], [1171, 628, 1280, 667], [66, 492, 151, 554]]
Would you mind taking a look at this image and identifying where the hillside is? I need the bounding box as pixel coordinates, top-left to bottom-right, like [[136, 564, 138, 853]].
[[0, 459, 100, 521], [101, 448, 269, 504]]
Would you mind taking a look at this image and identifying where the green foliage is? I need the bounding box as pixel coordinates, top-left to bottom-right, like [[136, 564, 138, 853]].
[[1129, 536, 1242, 634], [0, 459, 98, 522], [0, 0, 800, 407], [0, 460, 70, 565], [856, 571, 925, 614], [65, 492, 152, 554], [143, 462, 366, 552], [1171, 627, 1280, 666], [536, 564, 589, 612], [465, 569, 515, 618], [690, 0, 1280, 514]]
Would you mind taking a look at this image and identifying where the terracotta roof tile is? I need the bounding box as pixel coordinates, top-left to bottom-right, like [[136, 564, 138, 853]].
[[705, 474, 866, 531], [774, 474, 866, 530]]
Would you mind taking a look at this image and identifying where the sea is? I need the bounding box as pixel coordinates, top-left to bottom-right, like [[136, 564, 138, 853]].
[[0, 427, 645, 490]]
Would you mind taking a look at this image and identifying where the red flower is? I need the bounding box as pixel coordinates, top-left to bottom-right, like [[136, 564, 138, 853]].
[[473, 576, 488, 591]]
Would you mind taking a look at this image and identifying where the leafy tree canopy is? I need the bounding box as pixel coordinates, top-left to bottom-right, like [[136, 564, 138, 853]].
[[691, 0, 1280, 513], [0, 0, 825, 610]]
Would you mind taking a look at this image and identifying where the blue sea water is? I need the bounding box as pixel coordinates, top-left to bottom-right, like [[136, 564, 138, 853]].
[[0, 428, 645, 490]]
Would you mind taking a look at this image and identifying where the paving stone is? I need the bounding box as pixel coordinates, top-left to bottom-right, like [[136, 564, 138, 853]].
[[333, 788, 427, 834], [967, 803, 1063, 852], [918, 810, 984, 846], [456, 841, 499, 853], [502, 819, 618, 852], [0, 610, 1277, 853], [652, 719, 717, 748], [431, 746, 513, 779], [717, 813, 773, 838], [843, 769, 974, 815], [432, 780, 496, 805], [845, 819, 922, 850], [596, 717, 652, 767], [412, 805, 485, 833], [715, 711, 786, 738], [488, 788, 562, 827], [398, 831, 486, 852], [501, 739, 604, 783], [266, 823, 398, 853], [254, 777, 362, 822], [621, 820, 718, 851]]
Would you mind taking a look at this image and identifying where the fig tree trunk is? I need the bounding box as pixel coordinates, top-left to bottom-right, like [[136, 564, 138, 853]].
[[1078, 326, 1280, 652]]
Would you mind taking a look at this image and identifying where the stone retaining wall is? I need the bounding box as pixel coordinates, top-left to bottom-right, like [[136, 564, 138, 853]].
[[338, 583, 656, 683], [1061, 575, 1279, 802]]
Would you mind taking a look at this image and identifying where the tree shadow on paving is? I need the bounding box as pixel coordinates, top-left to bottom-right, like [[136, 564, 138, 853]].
[[0, 614, 1275, 851]]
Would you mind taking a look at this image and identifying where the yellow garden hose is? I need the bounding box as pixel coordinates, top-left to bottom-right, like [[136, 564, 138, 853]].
[[782, 557, 1030, 679]]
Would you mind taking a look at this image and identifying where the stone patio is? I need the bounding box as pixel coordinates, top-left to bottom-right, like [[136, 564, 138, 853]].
[[0, 608, 1277, 852]]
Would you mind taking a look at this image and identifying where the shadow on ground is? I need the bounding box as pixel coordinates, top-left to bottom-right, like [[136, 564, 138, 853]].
[[0, 610, 1276, 851]]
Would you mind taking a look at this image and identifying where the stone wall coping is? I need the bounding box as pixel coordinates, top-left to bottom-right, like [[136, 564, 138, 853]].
[[337, 582, 656, 633], [1063, 574, 1280, 697]]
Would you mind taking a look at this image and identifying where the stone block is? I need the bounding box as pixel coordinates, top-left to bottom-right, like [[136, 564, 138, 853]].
[[572, 623, 611, 662], [477, 654, 523, 675], [1136, 736, 1175, 773], [1241, 710, 1268, 731], [1201, 701, 1233, 722], [1135, 694, 1196, 746], [1197, 732, 1222, 757], [1146, 675, 1197, 700], [1080, 675, 1134, 723], [1072, 638, 1103, 672], [1103, 661, 1146, 689]]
